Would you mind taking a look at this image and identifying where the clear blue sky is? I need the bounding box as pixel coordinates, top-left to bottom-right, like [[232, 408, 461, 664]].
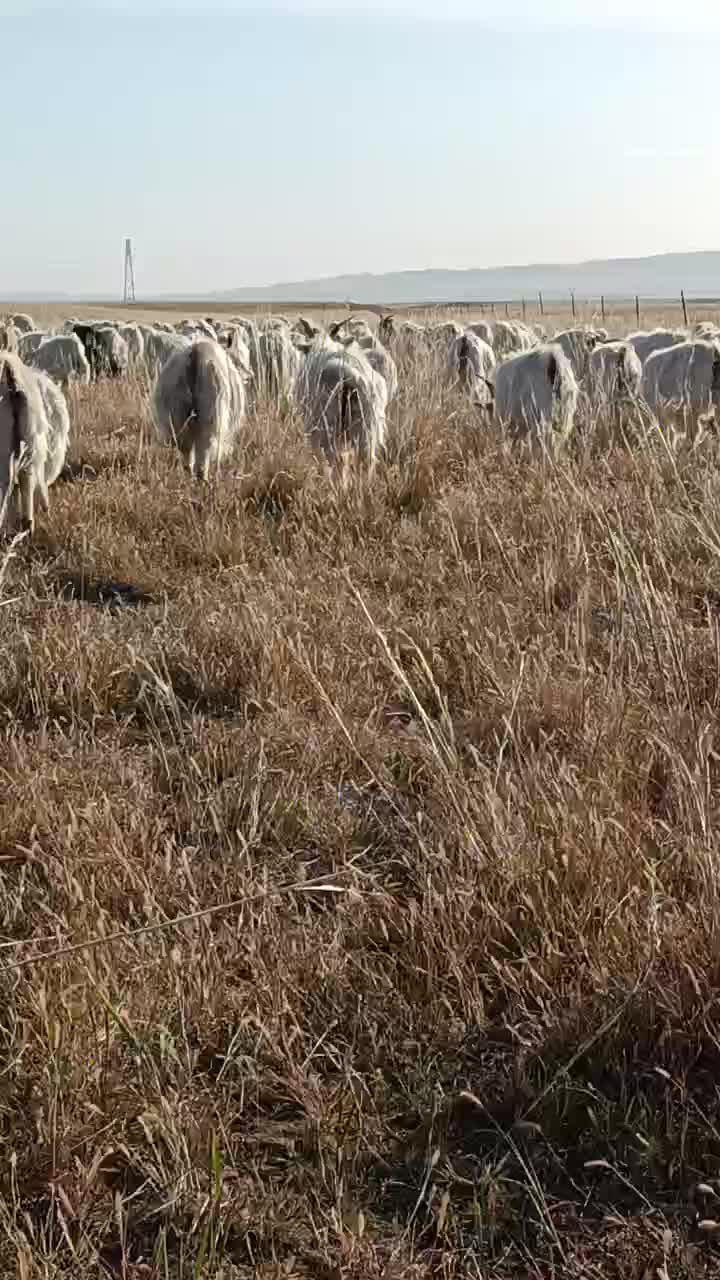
[[3, 0, 719, 296]]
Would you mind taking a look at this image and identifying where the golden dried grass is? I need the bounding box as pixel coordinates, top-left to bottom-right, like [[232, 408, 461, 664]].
[[1, 344, 720, 1277]]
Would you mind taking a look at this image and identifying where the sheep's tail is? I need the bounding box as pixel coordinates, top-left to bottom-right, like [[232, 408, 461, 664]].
[[547, 350, 559, 393], [339, 379, 355, 441], [457, 334, 471, 387], [712, 345, 720, 396], [617, 345, 629, 397]]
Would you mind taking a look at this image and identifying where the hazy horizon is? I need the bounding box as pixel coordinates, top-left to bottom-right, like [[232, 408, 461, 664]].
[[4, 1, 720, 297]]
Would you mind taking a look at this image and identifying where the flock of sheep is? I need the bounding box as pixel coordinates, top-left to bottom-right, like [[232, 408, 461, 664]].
[[0, 306, 719, 535]]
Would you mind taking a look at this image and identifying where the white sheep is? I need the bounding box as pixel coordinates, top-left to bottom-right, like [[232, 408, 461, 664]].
[[449, 330, 496, 402], [71, 324, 128, 378], [117, 324, 145, 366], [377, 315, 428, 361], [177, 318, 216, 340], [490, 343, 579, 443], [141, 328, 191, 375], [35, 370, 72, 493], [492, 320, 537, 358], [11, 314, 35, 335], [298, 344, 388, 474], [32, 334, 91, 386], [152, 338, 247, 480], [587, 341, 643, 402], [327, 326, 399, 402], [17, 331, 47, 361], [328, 316, 375, 343], [0, 353, 70, 533], [627, 328, 687, 365], [427, 320, 464, 349], [0, 320, 18, 353], [552, 327, 603, 378], [694, 321, 720, 341], [248, 326, 301, 407], [467, 319, 494, 346], [217, 327, 253, 382], [354, 336, 398, 403], [643, 339, 720, 441]]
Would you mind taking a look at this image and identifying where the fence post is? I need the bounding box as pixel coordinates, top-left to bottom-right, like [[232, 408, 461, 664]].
[[601, 295, 605, 322], [635, 295, 640, 327], [522, 297, 526, 321], [504, 301, 509, 318], [571, 290, 576, 319], [538, 291, 544, 316], [681, 290, 688, 325]]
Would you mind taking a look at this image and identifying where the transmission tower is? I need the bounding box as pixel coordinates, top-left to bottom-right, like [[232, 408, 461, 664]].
[[123, 238, 136, 304]]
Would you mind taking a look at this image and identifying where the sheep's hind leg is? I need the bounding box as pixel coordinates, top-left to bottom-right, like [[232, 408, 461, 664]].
[[18, 470, 36, 536]]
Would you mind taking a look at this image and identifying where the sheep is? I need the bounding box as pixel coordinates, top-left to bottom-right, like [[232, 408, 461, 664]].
[[492, 320, 536, 358], [71, 323, 128, 379], [467, 319, 494, 346], [17, 331, 47, 361], [377, 315, 428, 362], [141, 328, 190, 376], [328, 316, 375, 343], [248, 326, 301, 408], [627, 328, 687, 365], [11, 314, 35, 335], [32, 334, 91, 386], [449, 331, 496, 402], [297, 344, 388, 475], [292, 316, 323, 341], [587, 341, 643, 403], [489, 343, 579, 443], [642, 339, 720, 442], [353, 335, 398, 402], [217, 327, 253, 383], [694, 321, 720, 341], [230, 317, 256, 339], [428, 320, 463, 350], [0, 353, 69, 534], [328, 324, 399, 402], [152, 338, 247, 480], [177, 318, 216, 340], [35, 370, 71, 495], [0, 320, 18, 353], [96, 327, 129, 377], [552, 327, 603, 378], [117, 323, 145, 366]]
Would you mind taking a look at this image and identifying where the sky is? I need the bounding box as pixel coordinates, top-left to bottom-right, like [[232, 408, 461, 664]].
[[2, 0, 720, 296]]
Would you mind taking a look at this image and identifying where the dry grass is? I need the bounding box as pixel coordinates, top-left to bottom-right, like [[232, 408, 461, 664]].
[[4, 347, 720, 1279]]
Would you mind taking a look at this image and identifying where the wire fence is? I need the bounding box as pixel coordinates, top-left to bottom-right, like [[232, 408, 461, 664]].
[[386, 291, 720, 328]]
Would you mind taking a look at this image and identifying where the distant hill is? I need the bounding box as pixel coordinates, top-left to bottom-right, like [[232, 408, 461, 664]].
[[215, 251, 720, 305]]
